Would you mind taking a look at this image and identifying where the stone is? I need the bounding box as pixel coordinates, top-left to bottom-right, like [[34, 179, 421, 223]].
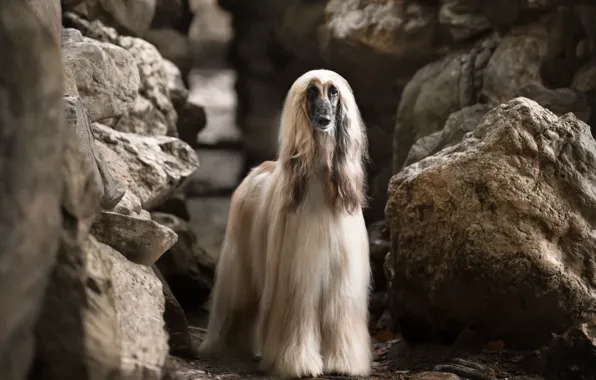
[[63, 13, 179, 137], [481, 22, 549, 107], [92, 122, 199, 209], [162, 59, 206, 148], [385, 97, 596, 347], [107, 95, 169, 136], [144, 28, 192, 81], [24, 0, 62, 46], [91, 211, 178, 266], [513, 83, 591, 122], [152, 266, 197, 358], [0, 1, 64, 378], [439, 0, 491, 42], [33, 236, 121, 380], [544, 318, 596, 380], [151, 0, 193, 34], [152, 212, 215, 310], [319, 0, 440, 83], [393, 34, 500, 171], [64, 96, 126, 210], [62, 28, 140, 122], [404, 104, 492, 168], [107, 242, 170, 379], [368, 221, 390, 292], [409, 372, 460, 380], [69, 0, 156, 36], [63, 65, 79, 97]]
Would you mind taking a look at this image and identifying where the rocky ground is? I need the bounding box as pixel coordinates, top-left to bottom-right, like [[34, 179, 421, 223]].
[[1, 0, 596, 380]]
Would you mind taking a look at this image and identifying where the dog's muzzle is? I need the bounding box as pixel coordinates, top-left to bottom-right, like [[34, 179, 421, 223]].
[[312, 99, 333, 130]]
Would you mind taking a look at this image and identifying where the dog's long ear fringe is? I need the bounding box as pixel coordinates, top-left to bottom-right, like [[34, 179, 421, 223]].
[[280, 92, 313, 212]]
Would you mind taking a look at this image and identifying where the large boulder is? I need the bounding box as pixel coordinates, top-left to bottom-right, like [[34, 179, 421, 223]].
[[62, 28, 140, 123], [385, 97, 596, 347], [0, 1, 64, 378], [393, 34, 500, 171]]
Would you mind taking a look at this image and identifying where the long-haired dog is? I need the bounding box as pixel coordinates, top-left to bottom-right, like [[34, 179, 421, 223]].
[[199, 69, 372, 379]]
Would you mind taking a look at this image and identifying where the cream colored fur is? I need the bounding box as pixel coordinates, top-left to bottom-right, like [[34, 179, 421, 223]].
[[199, 69, 372, 379]]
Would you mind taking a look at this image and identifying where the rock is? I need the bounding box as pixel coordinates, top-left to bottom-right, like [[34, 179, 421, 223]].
[[477, 0, 559, 31], [319, 0, 440, 84], [63, 12, 179, 137], [513, 83, 591, 122], [152, 212, 215, 310], [106, 241, 170, 379], [63, 65, 79, 97], [544, 318, 596, 380], [68, 0, 156, 36], [62, 28, 140, 122], [385, 97, 596, 347], [188, 0, 233, 68], [572, 60, 596, 93], [0, 1, 64, 378], [24, 0, 62, 46], [368, 221, 390, 292], [439, 0, 491, 42], [481, 22, 548, 107], [150, 188, 191, 221], [409, 372, 460, 380], [163, 59, 206, 148], [152, 266, 197, 358], [144, 28, 192, 81], [33, 236, 121, 380], [91, 211, 178, 266], [404, 104, 492, 168], [92, 122, 199, 209], [393, 34, 499, 171], [64, 96, 126, 210], [107, 95, 170, 136]]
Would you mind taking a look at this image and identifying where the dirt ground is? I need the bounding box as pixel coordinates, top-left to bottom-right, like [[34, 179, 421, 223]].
[[163, 311, 546, 380]]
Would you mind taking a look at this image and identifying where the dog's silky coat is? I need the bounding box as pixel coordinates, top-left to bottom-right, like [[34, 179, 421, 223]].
[[199, 69, 372, 379]]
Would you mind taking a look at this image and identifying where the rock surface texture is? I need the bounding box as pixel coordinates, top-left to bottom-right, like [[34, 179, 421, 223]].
[[385, 97, 596, 346], [0, 1, 64, 379]]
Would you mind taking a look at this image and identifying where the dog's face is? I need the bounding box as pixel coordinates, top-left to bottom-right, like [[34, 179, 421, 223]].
[[306, 79, 340, 132]]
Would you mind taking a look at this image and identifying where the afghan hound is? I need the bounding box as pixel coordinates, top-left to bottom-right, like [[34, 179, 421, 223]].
[[199, 69, 372, 379]]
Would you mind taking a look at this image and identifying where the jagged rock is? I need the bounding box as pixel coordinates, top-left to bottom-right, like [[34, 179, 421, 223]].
[[106, 241, 170, 379], [514, 83, 591, 122], [152, 266, 196, 358], [91, 211, 178, 266], [63, 65, 79, 97], [64, 12, 179, 137], [544, 317, 596, 380], [393, 34, 499, 170], [64, 96, 126, 210], [150, 188, 191, 221], [185, 149, 244, 195], [0, 1, 64, 378], [152, 212, 215, 310], [92, 122, 199, 209], [572, 60, 596, 93], [62, 28, 139, 122], [68, 0, 156, 36], [477, 0, 559, 30], [385, 97, 596, 347], [404, 104, 492, 168], [109, 95, 170, 135]]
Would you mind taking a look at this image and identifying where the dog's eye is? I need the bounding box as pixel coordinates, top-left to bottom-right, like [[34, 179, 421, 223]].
[[328, 85, 338, 97], [307, 86, 318, 101]]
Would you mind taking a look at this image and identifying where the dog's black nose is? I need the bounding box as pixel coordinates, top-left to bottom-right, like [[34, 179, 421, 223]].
[[317, 115, 331, 126]]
